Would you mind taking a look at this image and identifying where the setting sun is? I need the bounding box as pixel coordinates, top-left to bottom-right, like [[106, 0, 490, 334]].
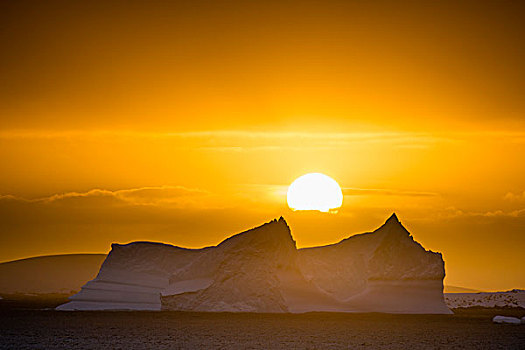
[[287, 173, 343, 213]]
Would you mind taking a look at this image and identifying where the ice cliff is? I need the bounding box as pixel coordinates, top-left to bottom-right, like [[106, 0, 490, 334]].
[[57, 214, 451, 314]]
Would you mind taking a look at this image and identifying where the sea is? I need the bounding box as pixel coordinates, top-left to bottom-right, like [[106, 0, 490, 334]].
[[0, 310, 524, 349]]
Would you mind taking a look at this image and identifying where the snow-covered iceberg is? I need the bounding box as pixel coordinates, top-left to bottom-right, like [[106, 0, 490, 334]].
[[57, 214, 452, 314]]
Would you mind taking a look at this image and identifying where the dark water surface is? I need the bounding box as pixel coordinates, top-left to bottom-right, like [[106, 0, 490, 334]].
[[0, 310, 524, 349]]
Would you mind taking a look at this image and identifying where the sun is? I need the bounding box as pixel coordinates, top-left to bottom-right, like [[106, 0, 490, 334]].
[[287, 173, 343, 213]]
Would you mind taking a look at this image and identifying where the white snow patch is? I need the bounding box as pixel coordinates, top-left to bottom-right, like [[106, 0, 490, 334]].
[[445, 290, 525, 309], [493, 316, 522, 324]]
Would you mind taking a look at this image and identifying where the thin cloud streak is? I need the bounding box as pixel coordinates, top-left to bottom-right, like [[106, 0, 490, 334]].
[[0, 129, 457, 152], [0, 129, 447, 142], [431, 207, 525, 219], [343, 188, 439, 197], [0, 186, 210, 208], [2, 129, 524, 140], [2, 129, 525, 152]]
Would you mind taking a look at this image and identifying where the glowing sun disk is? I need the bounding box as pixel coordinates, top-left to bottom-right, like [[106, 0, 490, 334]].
[[287, 173, 343, 213]]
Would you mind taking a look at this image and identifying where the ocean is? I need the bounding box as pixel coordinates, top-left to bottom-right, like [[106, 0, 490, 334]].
[[0, 310, 523, 349]]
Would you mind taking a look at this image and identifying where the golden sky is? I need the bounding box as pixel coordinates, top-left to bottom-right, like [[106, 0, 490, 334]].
[[1, 0, 524, 291]]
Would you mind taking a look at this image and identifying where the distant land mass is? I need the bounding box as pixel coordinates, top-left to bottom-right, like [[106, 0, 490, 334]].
[[444, 286, 481, 293], [0, 254, 105, 295]]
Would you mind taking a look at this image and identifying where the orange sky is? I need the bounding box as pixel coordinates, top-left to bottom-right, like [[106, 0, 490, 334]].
[[1, 0, 524, 291]]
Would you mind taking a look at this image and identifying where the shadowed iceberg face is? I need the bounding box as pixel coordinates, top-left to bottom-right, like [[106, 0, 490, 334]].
[[57, 214, 452, 314]]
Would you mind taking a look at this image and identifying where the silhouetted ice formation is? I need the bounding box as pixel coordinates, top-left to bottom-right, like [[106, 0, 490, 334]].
[[57, 214, 452, 313]]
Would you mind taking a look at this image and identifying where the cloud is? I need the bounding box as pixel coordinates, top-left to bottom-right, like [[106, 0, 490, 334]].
[[4, 129, 525, 154], [3, 129, 525, 144], [342, 188, 438, 197], [503, 191, 525, 202], [0, 129, 453, 150], [0, 186, 280, 261], [4, 129, 525, 155], [481, 209, 525, 218], [0, 186, 214, 209], [436, 207, 525, 219]]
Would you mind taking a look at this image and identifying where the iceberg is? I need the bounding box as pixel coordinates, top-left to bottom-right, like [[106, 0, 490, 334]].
[[57, 214, 452, 314], [493, 316, 522, 325]]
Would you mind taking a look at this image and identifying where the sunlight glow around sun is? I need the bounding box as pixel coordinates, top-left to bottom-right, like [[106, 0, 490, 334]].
[[287, 173, 343, 213]]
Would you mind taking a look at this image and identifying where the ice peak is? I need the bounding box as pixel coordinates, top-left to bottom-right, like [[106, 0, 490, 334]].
[[217, 216, 295, 250], [269, 216, 289, 229], [385, 212, 400, 225], [376, 213, 407, 234], [270, 216, 291, 234], [377, 212, 415, 240]]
